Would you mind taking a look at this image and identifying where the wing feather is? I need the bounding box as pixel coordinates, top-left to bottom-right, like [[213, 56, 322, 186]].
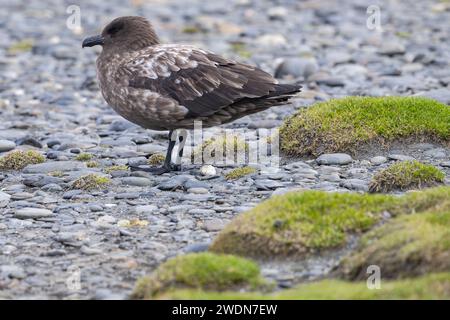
[[124, 46, 280, 117]]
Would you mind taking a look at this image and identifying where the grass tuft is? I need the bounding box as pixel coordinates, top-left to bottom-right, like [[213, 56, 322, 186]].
[[369, 160, 445, 192], [71, 174, 110, 190], [225, 166, 257, 180], [0, 150, 45, 170]]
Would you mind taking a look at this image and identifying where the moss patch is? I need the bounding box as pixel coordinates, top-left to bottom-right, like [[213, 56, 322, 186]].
[[182, 26, 201, 34], [75, 153, 93, 161], [86, 161, 98, 168], [337, 196, 450, 280], [160, 273, 450, 300], [210, 187, 450, 258], [280, 96, 450, 157], [225, 166, 257, 180], [104, 165, 128, 174], [0, 150, 45, 170], [148, 154, 165, 166], [71, 174, 110, 190], [131, 253, 267, 299], [369, 160, 445, 193], [8, 39, 34, 54]]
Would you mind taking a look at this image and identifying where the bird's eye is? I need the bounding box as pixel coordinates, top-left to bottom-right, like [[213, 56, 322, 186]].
[[107, 22, 124, 36]]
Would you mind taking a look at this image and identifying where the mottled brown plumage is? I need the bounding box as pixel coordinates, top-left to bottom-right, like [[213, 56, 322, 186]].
[[83, 16, 301, 173]]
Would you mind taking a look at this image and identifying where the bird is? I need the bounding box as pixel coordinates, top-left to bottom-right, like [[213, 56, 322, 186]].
[[82, 16, 301, 174]]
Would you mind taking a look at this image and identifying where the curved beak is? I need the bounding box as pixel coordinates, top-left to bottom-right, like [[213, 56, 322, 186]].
[[82, 35, 104, 48]]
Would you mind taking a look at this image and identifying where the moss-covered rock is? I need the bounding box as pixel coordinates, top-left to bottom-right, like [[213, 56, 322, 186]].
[[369, 160, 445, 193], [159, 272, 450, 300], [280, 96, 450, 157], [0, 150, 45, 170], [210, 187, 450, 258], [336, 196, 450, 280], [131, 253, 267, 299], [225, 166, 257, 180], [71, 174, 110, 190]]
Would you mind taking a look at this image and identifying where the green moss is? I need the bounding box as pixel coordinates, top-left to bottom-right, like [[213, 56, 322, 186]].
[[104, 165, 128, 174], [131, 253, 267, 299], [86, 161, 98, 168], [148, 154, 165, 166], [49, 171, 64, 177], [75, 153, 93, 161], [225, 166, 257, 180], [395, 31, 411, 38], [160, 273, 450, 300], [8, 39, 34, 54], [280, 96, 450, 157], [210, 187, 450, 258], [0, 150, 45, 170], [369, 160, 445, 193], [182, 26, 201, 34], [71, 174, 110, 191], [337, 196, 450, 280]]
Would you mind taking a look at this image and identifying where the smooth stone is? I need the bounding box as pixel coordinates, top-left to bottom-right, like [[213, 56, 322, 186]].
[[108, 119, 135, 132], [340, 179, 369, 192], [187, 187, 209, 194], [370, 156, 388, 165], [275, 57, 318, 79], [0, 139, 16, 152], [184, 179, 209, 189], [41, 183, 63, 192], [137, 144, 167, 154], [441, 161, 450, 168], [316, 77, 346, 87], [15, 208, 53, 219], [157, 175, 190, 191], [388, 154, 414, 161], [378, 42, 406, 55], [23, 175, 63, 188], [254, 179, 284, 190], [120, 177, 153, 187], [114, 192, 140, 199], [200, 165, 217, 176], [424, 148, 447, 159], [203, 218, 228, 232], [255, 34, 287, 48], [0, 265, 26, 279], [135, 204, 158, 214], [23, 161, 86, 173], [316, 153, 353, 165], [183, 242, 210, 253], [0, 191, 11, 208]]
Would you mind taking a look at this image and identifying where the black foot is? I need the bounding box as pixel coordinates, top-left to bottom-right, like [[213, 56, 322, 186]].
[[129, 163, 181, 175]]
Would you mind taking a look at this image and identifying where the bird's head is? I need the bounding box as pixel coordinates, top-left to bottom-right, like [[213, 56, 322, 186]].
[[82, 16, 160, 52]]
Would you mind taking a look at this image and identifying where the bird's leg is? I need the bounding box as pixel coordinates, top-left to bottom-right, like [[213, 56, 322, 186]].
[[173, 129, 187, 171], [130, 130, 179, 175]]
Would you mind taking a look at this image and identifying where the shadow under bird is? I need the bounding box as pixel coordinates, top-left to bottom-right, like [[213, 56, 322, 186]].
[[82, 16, 301, 174]]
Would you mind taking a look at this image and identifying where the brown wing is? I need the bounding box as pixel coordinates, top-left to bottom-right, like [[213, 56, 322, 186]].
[[123, 46, 282, 117]]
